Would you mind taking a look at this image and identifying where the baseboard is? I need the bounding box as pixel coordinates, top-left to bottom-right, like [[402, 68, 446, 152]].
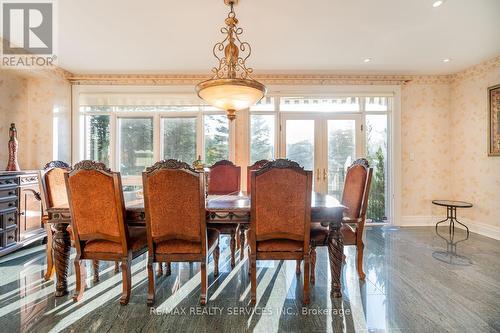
[[398, 215, 500, 241]]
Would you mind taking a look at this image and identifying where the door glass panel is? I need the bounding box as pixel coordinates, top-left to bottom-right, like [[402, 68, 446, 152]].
[[162, 117, 197, 163], [118, 118, 154, 176], [250, 114, 275, 163], [366, 114, 388, 222], [204, 115, 229, 165], [285, 120, 314, 170], [85, 115, 110, 166], [327, 120, 356, 199]]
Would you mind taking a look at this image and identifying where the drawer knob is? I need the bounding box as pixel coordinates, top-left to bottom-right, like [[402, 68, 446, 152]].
[[8, 191, 15, 196], [8, 203, 14, 207], [8, 235, 14, 240], [8, 217, 14, 222]]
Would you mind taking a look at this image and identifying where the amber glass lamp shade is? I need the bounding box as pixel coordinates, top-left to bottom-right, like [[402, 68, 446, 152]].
[[196, 78, 266, 120]]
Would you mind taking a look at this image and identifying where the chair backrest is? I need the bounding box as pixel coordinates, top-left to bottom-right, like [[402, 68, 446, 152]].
[[39, 161, 71, 211], [208, 160, 241, 195], [251, 159, 312, 247], [341, 158, 373, 220], [65, 160, 128, 254], [247, 159, 268, 192], [142, 160, 205, 251]]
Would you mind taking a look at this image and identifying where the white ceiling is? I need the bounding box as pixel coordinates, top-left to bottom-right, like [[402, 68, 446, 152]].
[[58, 0, 500, 75]]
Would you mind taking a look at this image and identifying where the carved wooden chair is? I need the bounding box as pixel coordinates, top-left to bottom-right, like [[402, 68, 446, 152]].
[[249, 159, 312, 305], [207, 159, 241, 268], [39, 161, 71, 281], [65, 160, 148, 305], [308, 158, 372, 282], [143, 159, 219, 306], [246, 159, 269, 193]]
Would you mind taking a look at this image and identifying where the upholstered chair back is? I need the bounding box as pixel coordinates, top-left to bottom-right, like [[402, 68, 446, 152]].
[[40, 161, 71, 209], [246, 159, 268, 192], [341, 159, 371, 220], [208, 160, 241, 195], [143, 160, 204, 244], [251, 159, 312, 242], [65, 161, 126, 244]]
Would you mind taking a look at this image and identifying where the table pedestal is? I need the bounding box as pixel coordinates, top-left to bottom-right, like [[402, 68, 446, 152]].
[[52, 223, 71, 296], [435, 206, 470, 235], [328, 225, 344, 298]]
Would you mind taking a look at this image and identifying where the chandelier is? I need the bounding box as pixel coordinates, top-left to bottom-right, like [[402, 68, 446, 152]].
[[196, 0, 266, 121]]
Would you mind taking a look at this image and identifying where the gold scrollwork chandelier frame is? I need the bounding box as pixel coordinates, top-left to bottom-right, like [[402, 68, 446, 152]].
[[196, 0, 266, 120]]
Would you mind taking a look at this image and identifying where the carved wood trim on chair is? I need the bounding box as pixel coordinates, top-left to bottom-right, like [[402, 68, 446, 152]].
[[146, 159, 197, 173], [72, 160, 112, 173], [210, 159, 237, 167]]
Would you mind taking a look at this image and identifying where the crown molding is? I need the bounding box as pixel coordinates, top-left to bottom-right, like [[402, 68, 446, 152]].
[[67, 73, 458, 86]]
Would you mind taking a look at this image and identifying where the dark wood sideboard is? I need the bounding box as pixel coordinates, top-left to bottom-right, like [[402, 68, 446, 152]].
[[0, 171, 45, 257]]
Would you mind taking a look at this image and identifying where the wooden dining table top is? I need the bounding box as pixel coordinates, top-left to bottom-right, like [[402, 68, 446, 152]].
[[48, 191, 346, 226]]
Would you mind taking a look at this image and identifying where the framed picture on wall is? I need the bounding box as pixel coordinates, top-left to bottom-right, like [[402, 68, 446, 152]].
[[488, 84, 500, 156]]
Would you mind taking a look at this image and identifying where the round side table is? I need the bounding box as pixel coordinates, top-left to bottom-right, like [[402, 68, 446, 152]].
[[432, 200, 472, 234]]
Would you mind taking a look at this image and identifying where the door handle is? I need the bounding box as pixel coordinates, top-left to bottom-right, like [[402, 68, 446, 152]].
[[316, 169, 320, 181], [323, 169, 327, 181]]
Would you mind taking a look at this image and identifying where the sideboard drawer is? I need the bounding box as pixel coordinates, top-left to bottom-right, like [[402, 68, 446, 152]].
[[2, 210, 17, 228], [0, 200, 17, 212], [4, 228, 17, 246], [0, 187, 17, 199], [0, 176, 19, 189]]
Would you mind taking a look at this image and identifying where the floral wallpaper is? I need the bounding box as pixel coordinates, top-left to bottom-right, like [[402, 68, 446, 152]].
[[0, 69, 71, 170], [450, 58, 500, 229], [401, 82, 452, 217]]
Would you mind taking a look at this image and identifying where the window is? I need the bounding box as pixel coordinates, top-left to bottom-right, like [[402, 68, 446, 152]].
[[85, 114, 110, 166], [118, 118, 154, 176], [162, 117, 197, 162], [78, 100, 232, 183], [250, 114, 275, 163], [366, 114, 388, 222], [204, 115, 229, 165], [280, 97, 360, 112]]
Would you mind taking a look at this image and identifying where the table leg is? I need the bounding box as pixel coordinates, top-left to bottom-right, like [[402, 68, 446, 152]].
[[240, 226, 246, 261], [52, 223, 71, 297], [328, 225, 343, 298]]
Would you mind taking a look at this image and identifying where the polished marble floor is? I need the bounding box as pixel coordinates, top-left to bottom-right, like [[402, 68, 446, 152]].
[[0, 226, 499, 333]]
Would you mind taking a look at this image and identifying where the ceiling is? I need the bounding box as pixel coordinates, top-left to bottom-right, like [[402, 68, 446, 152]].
[[57, 0, 500, 75]]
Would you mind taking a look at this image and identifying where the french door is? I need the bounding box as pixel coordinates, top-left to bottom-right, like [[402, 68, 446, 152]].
[[280, 114, 363, 198]]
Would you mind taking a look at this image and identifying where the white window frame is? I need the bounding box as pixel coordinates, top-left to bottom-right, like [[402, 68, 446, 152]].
[[72, 85, 235, 186]]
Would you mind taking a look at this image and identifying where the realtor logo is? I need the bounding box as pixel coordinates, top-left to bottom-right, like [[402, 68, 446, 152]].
[[2, 2, 53, 54]]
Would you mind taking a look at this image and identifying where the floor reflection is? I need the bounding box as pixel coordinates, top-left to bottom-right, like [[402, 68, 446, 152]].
[[432, 227, 472, 266], [0, 226, 498, 332]]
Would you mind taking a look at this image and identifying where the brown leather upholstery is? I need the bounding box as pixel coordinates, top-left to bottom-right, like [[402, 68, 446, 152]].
[[67, 170, 122, 239], [341, 164, 368, 219], [254, 168, 308, 241], [247, 160, 268, 192], [257, 239, 303, 252], [208, 160, 241, 195], [67, 161, 147, 305], [156, 229, 219, 254], [143, 160, 220, 306], [84, 227, 147, 253], [144, 170, 201, 242], [45, 168, 69, 208], [340, 224, 356, 245], [249, 159, 312, 305]]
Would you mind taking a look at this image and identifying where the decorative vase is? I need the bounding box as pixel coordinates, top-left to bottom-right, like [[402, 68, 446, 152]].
[[6, 123, 20, 171]]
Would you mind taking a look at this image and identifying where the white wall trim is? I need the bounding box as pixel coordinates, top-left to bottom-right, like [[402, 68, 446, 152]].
[[399, 215, 500, 240]]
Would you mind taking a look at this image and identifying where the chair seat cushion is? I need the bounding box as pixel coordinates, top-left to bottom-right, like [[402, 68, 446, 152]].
[[310, 223, 357, 246], [340, 223, 356, 245], [310, 223, 329, 245], [84, 227, 147, 254], [155, 229, 219, 254], [257, 239, 303, 252]]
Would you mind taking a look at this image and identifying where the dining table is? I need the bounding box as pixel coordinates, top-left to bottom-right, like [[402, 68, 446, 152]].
[[46, 191, 347, 299]]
